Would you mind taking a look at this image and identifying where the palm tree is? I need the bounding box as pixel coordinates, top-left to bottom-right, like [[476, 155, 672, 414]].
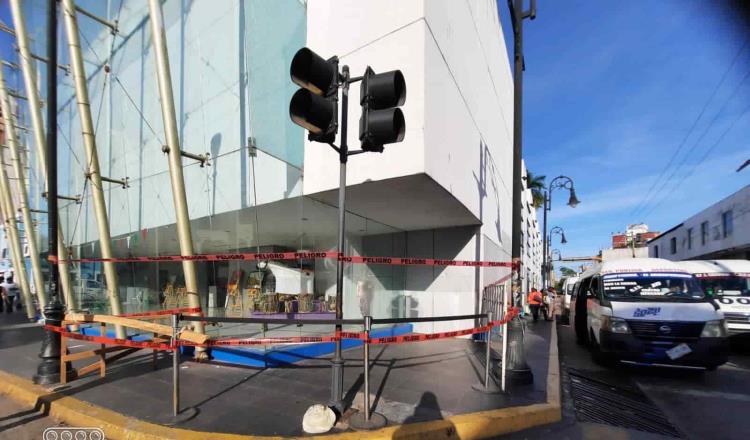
[[525, 171, 546, 208]]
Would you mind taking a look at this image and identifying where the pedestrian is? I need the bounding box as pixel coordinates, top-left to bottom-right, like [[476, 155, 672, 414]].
[[544, 287, 556, 321], [527, 287, 543, 322], [0, 275, 4, 313], [0, 274, 10, 314]]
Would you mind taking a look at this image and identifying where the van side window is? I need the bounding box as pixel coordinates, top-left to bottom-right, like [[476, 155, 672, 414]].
[[579, 277, 592, 299], [589, 277, 601, 300]]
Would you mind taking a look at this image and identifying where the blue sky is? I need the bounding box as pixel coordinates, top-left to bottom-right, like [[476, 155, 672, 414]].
[[500, 1, 749, 272]]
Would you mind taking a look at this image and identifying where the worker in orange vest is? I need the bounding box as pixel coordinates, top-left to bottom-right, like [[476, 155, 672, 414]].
[[527, 287, 543, 322]]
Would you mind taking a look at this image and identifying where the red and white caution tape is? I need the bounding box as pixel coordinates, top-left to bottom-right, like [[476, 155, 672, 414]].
[[48, 251, 518, 269], [47, 325, 174, 350], [46, 307, 521, 349]]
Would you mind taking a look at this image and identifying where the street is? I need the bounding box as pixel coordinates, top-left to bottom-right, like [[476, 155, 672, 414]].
[[507, 319, 750, 440]]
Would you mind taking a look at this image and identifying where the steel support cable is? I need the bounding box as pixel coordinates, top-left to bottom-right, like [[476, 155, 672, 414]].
[[640, 101, 750, 220], [631, 39, 749, 217]]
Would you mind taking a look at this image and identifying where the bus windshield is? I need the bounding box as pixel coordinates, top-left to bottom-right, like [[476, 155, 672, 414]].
[[602, 272, 705, 301], [694, 273, 750, 297]]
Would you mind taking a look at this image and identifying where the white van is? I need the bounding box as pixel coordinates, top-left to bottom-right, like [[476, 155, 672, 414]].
[[679, 259, 750, 336], [569, 258, 728, 370], [560, 275, 579, 323]]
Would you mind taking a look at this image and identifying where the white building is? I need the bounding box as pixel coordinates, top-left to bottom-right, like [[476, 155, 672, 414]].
[[12, 0, 541, 331], [648, 185, 750, 261]]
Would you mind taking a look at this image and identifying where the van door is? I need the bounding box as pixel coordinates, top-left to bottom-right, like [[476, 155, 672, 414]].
[[587, 276, 605, 341], [574, 278, 591, 343]]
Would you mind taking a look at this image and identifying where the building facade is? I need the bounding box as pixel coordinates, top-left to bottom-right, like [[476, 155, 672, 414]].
[[648, 185, 750, 261], [6, 0, 541, 331]]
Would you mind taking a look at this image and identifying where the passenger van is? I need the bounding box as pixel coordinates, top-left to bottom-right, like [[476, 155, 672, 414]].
[[569, 258, 728, 370], [561, 275, 579, 324], [680, 260, 750, 336]]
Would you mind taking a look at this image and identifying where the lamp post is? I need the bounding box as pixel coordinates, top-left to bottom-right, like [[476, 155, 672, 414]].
[[541, 176, 579, 289], [546, 226, 566, 288]]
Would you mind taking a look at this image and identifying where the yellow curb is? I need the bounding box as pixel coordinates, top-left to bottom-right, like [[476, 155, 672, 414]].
[[0, 323, 560, 439]]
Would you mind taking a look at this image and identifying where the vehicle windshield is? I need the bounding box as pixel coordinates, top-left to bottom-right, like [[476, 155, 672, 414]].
[[694, 273, 750, 297], [602, 272, 705, 301]]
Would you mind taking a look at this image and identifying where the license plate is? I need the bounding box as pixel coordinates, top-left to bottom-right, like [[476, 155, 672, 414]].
[[666, 343, 692, 360]]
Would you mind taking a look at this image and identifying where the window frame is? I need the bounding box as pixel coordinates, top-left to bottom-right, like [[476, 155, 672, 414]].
[[722, 210, 733, 238]]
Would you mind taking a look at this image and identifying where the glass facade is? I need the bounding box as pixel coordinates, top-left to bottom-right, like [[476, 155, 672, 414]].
[[6, 1, 507, 338]]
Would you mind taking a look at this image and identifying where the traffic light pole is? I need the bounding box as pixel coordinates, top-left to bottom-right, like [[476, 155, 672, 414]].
[[329, 65, 349, 413]]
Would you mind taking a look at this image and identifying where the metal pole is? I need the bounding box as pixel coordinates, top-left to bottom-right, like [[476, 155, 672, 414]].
[[147, 0, 206, 356], [484, 311, 493, 389], [61, 0, 124, 336], [507, 0, 534, 386], [46, 0, 60, 304], [171, 313, 179, 416], [11, 0, 74, 309], [329, 65, 349, 413], [0, 69, 43, 318], [501, 287, 508, 391], [363, 315, 371, 421], [541, 190, 548, 289], [0, 156, 33, 319]]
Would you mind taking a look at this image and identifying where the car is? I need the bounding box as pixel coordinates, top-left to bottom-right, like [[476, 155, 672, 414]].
[[569, 257, 728, 370], [679, 259, 750, 336]]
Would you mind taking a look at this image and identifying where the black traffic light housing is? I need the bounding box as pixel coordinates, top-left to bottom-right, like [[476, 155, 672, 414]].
[[359, 67, 406, 152], [289, 48, 340, 143]]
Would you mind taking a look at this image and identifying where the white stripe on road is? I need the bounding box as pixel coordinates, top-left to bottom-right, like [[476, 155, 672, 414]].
[[640, 385, 750, 402]]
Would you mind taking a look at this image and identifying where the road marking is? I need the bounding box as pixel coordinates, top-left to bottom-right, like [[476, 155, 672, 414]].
[[640, 385, 750, 402]]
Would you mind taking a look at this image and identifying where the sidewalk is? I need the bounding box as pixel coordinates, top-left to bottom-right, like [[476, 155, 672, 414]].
[[0, 312, 559, 438]]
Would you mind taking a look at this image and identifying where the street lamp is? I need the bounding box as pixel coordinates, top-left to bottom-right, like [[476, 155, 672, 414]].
[[542, 176, 579, 289], [550, 249, 561, 261], [546, 226, 566, 284]]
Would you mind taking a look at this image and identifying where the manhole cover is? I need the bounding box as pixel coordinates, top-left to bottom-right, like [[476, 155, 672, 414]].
[[567, 369, 681, 437]]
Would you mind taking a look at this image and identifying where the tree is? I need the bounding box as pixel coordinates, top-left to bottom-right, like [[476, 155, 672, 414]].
[[559, 266, 577, 277], [525, 171, 546, 208]]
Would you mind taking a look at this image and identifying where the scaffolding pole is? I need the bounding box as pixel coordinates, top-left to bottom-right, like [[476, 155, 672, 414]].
[[10, 0, 75, 311], [61, 0, 123, 336], [147, 0, 206, 352], [0, 66, 45, 317]]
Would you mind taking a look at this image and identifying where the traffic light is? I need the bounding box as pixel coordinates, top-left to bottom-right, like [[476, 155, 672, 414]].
[[289, 48, 339, 143], [359, 67, 406, 152]]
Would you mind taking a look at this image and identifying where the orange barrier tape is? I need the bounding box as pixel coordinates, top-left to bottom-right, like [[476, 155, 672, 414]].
[[45, 308, 521, 349], [45, 325, 174, 351], [115, 307, 202, 318], [368, 325, 492, 345], [48, 251, 518, 269]]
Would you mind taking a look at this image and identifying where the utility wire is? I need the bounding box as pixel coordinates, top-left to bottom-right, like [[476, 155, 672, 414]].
[[631, 39, 749, 217], [636, 68, 750, 218], [640, 101, 750, 219]]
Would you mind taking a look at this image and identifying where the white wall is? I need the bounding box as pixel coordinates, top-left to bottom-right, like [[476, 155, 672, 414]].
[[648, 185, 750, 260]]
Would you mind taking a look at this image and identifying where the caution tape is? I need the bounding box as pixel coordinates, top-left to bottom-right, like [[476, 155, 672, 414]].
[[45, 307, 521, 350], [46, 325, 174, 351], [367, 325, 492, 345], [48, 251, 518, 269], [115, 307, 202, 318]]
